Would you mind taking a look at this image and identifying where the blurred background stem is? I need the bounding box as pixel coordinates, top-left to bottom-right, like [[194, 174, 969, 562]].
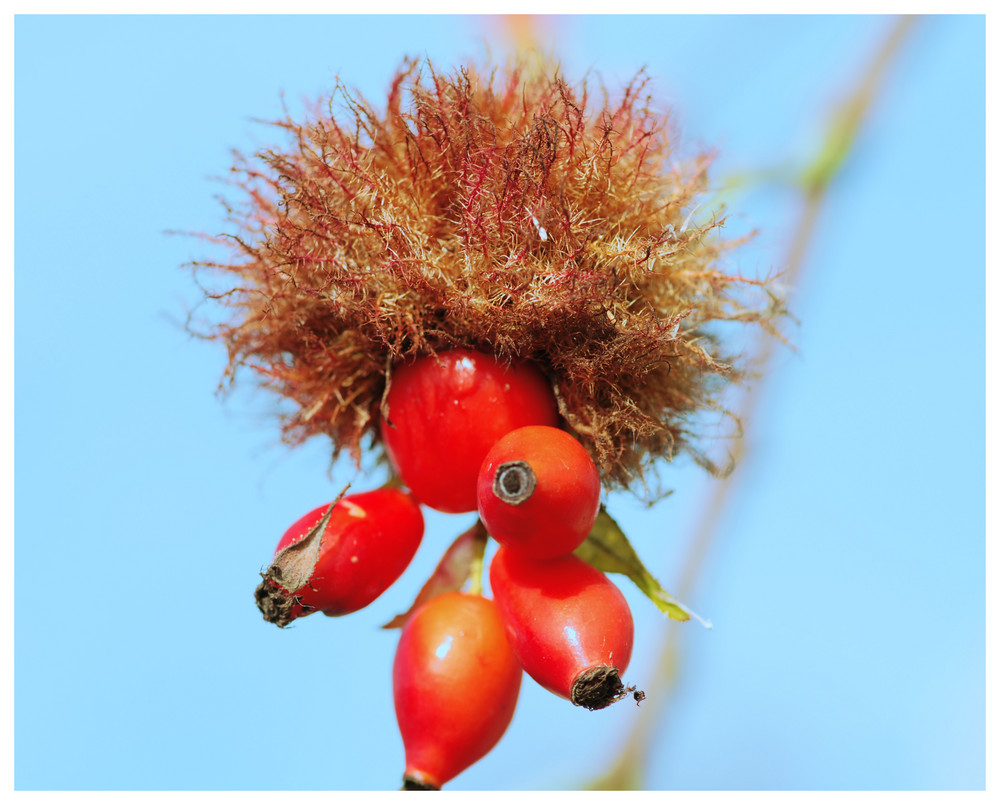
[[582, 14, 920, 791]]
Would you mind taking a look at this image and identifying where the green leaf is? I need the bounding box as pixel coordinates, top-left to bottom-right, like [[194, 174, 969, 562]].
[[575, 508, 711, 628]]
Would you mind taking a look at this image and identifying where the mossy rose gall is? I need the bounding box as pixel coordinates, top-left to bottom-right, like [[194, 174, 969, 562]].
[[190, 60, 780, 494]]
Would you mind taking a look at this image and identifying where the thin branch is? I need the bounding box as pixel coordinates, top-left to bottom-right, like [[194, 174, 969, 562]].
[[584, 14, 920, 791]]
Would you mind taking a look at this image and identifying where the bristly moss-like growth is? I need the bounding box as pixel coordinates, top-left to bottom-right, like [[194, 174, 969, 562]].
[[189, 58, 780, 492]]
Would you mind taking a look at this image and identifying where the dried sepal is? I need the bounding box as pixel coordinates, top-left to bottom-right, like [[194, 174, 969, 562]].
[[255, 497, 340, 628], [382, 519, 489, 630]]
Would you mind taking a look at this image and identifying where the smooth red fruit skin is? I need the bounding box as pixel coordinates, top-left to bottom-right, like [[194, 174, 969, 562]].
[[477, 425, 601, 559], [380, 349, 559, 514], [270, 488, 424, 619], [489, 546, 634, 703], [393, 592, 522, 790]]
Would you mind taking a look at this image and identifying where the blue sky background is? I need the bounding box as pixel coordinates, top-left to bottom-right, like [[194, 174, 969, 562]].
[[14, 14, 985, 791]]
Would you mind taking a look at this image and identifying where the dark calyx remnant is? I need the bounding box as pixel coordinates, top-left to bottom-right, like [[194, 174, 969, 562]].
[[254, 571, 312, 628], [493, 460, 537, 505], [571, 665, 645, 711], [253, 502, 334, 627], [402, 776, 440, 791]]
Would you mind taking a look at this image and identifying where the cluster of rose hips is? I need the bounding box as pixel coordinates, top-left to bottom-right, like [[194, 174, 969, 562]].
[[255, 349, 640, 790]]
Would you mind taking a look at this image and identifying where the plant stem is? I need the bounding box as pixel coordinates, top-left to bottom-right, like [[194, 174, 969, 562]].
[[583, 14, 920, 791]]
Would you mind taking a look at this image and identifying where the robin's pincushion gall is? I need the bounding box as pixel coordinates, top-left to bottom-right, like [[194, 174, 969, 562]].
[[188, 59, 781, 495]]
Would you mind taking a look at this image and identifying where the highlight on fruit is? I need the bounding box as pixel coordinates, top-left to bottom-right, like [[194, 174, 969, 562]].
[[186, 55, 783, 789]]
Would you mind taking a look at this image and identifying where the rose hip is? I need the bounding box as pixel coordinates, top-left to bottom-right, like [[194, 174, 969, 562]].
[[380, 349, 559, 514], [255, 488, 424, 627], [393, 592, 522, 789], [477, 425, 601, 559], [489, 546, 639, 710]]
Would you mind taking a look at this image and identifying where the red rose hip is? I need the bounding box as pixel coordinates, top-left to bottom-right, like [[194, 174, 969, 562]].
[[255, 488, 424, 626], [477, 425, 601, 559], [393, 592, 522, 790], [489, 546, 638, 710], [380, 348, 559, 514]]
